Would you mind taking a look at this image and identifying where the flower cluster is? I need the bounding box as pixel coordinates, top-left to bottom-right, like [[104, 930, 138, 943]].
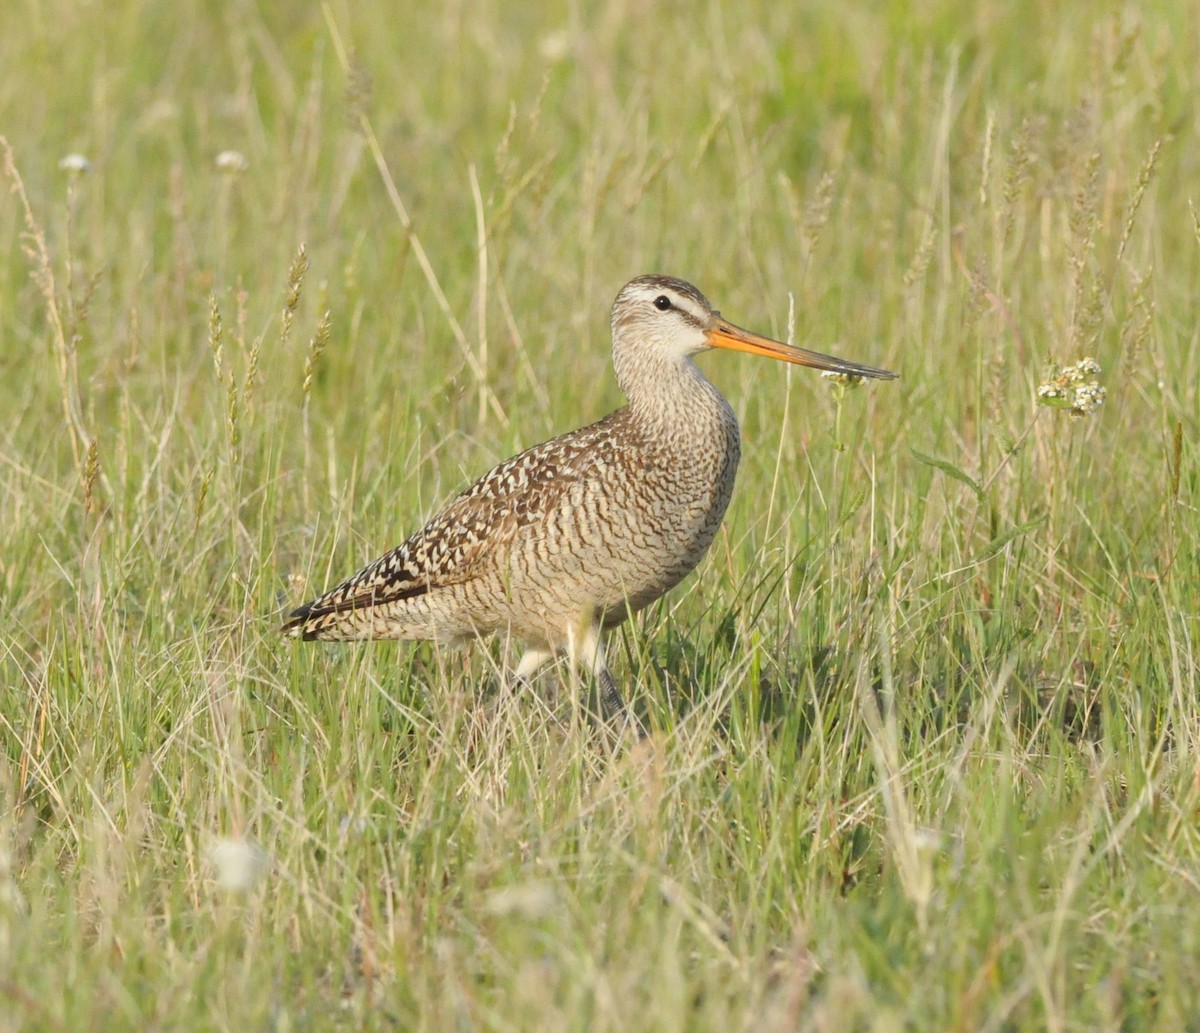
[[820, 370, 864, 389], [1037, 357, 1106, 419]]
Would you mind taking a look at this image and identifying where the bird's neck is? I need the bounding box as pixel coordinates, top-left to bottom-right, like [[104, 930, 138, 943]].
[[619, 353, 739, 451]]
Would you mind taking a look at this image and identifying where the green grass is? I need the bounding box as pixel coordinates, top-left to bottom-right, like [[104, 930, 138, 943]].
[[2, 0, 1199, 1028]]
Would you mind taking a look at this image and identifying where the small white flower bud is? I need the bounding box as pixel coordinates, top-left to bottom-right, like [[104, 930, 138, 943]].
[[215, 150, 249, 174], [58, 153, 91, 175]]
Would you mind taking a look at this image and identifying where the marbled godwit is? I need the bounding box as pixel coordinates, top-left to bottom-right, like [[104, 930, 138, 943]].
[[281, 275, 896, 718]]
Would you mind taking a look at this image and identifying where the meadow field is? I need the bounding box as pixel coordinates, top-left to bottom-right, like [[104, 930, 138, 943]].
[[2, 0, 1198, 1028]]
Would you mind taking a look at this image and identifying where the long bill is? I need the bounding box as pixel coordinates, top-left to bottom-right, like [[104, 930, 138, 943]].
[[706, 318, 897, 380]]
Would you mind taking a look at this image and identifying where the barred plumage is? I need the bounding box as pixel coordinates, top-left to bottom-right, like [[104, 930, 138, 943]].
[[281, 274, 896, 717]]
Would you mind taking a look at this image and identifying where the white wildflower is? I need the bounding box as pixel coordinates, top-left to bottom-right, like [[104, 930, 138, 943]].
[[58, 153, 91, 175], [538, 31, 571, 62], [1037, 383, 1069, 402], [483, 881, 558, 920], [1037, 358, 1106, 419], [215, 150, 249, 174], [209, 837, 269, 892], [1069, 382, 1106, 418], [820, 371, 864, 389]]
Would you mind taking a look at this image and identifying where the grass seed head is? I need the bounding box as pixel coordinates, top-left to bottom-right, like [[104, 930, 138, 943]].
[[303, 309, 332, 400], [83, 437, 100, 514]]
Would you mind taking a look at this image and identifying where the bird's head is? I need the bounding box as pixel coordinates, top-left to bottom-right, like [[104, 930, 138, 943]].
[[611, 274, 897, 381]]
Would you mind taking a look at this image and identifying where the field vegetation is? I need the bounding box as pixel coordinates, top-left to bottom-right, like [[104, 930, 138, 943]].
[[2, 0, 1198, 1028]]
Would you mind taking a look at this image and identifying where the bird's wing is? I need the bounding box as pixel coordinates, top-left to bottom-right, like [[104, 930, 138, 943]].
[[281, 412, 628, 633]]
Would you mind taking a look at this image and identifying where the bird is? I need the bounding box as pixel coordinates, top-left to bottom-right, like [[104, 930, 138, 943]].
[[281, 274, 896, 719]]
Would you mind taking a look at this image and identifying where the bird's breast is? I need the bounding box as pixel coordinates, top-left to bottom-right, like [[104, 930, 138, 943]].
[[567, 400, 741, 612], [478, 388, 746, 643]]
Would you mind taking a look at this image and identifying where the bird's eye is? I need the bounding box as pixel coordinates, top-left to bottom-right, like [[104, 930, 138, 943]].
[[654, 295, 672, 311]]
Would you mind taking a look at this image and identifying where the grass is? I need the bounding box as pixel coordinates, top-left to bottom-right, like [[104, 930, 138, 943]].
[[2, 0, 1199, 1028]]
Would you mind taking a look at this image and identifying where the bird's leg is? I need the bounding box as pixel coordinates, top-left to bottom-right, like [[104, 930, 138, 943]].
[[596, 666, 630, 725], [574, 625, 639, 729], [482, 646, 553, 719], [514, 647, 555, 683], [501, 647, 555, 709]]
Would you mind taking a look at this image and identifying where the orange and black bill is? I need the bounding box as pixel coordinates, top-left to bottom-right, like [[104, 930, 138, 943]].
[[706, 318, 897, 381]]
